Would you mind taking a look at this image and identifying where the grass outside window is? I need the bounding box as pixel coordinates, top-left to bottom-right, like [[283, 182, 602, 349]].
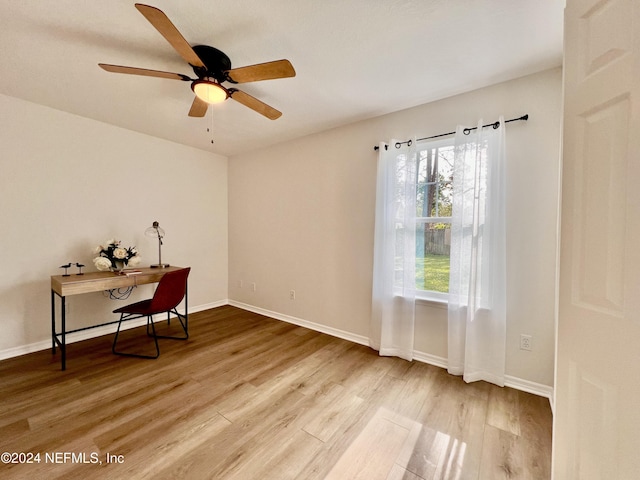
[[416, 254, 450, 293]]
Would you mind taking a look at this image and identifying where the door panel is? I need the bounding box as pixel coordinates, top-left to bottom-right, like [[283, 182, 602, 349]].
[[555, 0, 640, 478]]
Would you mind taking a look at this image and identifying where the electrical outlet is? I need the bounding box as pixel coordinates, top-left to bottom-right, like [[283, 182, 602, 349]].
[[238, 280, 243, 288], [520, 334, 532, 351], [251, 282, 256, 292], [289, 290, 296, 300]]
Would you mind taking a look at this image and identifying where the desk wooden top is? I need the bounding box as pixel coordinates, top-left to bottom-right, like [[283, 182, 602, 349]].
[[51, 266, 185, 296]]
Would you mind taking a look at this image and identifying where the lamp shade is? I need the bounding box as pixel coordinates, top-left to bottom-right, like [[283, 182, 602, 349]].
[[191, 79, 228, 104]]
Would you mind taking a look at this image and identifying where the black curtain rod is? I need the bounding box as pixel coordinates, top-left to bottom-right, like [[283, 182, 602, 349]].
[[373, 114, 529, 151]]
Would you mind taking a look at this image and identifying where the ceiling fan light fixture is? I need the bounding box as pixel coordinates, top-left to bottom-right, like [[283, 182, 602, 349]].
[[191, 79, 228, 104]]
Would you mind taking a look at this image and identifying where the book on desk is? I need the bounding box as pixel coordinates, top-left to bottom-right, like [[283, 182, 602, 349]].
[[120, 269, 143, 276]]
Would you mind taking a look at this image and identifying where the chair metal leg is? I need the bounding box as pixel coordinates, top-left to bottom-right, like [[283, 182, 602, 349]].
[[152, 308, 189, 340], [112, 314, 160, 359]]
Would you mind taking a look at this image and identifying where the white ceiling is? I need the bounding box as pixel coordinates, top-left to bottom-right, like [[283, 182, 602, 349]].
[[0, 0, 564, 157]]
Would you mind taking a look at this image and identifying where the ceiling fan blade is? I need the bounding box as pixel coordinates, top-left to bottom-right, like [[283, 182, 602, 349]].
[[225, 59, 296, 84], [229, 89, 282, 120], [99, 64, 191, 81], [188, 96, 208, 117], [134, 4, 205, 68]]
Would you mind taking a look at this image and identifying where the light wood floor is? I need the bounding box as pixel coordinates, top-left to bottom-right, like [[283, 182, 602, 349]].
[[0, 306, 552, 479]]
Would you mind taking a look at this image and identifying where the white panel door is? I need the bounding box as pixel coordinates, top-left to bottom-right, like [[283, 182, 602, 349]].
[[555, 0, 640, 478]]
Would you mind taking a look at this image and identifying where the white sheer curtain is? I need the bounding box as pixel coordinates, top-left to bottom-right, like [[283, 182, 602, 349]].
[[447, 118, 507, 386], [370, 139, 417, 361]]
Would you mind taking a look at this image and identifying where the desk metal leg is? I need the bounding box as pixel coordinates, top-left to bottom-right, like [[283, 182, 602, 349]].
[[61, 296, 66, 370], [51, 290, 56, 354], [51, 290, 67, 370]]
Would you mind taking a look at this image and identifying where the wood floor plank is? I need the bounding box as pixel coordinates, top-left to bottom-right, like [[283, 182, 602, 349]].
[[230, 429, 324, 480], [387, 360, 439, 420], [486, 385, 521, 436], [395, 423, 453, 479], [0, 305, 552, 479], [89, 411, 232, 480], [386, 463, 426, 480], [294, 375, 414, 480], [479, 424, 525, 479], [156, 388, 310, 479], [323, 407, 412, 480], [302, 383, 365, 442]]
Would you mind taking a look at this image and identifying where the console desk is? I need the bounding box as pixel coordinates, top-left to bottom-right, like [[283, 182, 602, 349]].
[[51, 266, 187, 370]]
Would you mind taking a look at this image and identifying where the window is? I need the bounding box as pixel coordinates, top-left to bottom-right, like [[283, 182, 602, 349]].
[[415, 138, 454, 301]]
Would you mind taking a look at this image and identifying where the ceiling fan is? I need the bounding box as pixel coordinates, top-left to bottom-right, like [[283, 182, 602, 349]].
[[99, 3, 295, 120]]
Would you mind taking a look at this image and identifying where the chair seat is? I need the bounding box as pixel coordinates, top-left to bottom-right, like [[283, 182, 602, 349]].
[[113, 299, 153, 315]]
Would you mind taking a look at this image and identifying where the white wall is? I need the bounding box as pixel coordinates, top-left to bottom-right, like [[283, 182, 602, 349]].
[[228, 68, 562, 389], [0, 94, 228, 356], [0, 69, 561, 389]]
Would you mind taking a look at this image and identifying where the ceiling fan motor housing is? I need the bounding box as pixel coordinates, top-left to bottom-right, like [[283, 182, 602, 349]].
[[191, 45, 234, 83]]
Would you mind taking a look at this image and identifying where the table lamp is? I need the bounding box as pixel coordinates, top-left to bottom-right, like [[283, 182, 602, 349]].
[[145, 221, 170, 268]]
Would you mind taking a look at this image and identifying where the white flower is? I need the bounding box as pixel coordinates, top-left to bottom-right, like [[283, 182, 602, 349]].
[[128, 255, 141, 266], [113, 247, 127, 259], [93, 257, 112, 271], [93, 246, 102, 255]]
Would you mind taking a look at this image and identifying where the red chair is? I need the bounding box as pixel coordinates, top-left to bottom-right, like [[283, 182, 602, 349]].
[[112, 267, 190, 359]]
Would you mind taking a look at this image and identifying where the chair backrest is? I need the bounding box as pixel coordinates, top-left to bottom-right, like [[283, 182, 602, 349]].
[[149, 267, 191, 313]]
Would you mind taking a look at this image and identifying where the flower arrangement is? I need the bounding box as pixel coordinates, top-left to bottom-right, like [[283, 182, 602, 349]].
[[93, 239, 141, 272]]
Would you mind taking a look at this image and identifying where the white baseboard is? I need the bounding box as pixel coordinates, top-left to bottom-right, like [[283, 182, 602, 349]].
[[504, 374, 554, 401], [228, 300, 554, 402], [411, 351, 553, 401], [412, 350, 449, 370], [227, 300, 370, 346], [0, 300, 227, 362]]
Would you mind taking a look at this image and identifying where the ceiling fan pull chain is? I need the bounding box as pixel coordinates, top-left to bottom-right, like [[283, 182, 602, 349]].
[[208, 108, 214, 144]]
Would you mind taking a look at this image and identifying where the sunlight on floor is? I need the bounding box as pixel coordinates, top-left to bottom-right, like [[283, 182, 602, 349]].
[[323, 406, 467, 480]]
